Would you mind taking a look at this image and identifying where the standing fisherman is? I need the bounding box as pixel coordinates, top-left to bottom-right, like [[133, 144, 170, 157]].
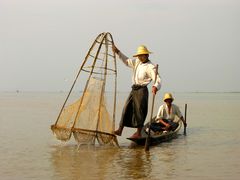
[[112, 45, 161, 138]]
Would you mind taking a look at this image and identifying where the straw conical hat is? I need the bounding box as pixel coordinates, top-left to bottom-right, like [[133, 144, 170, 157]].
[[163, 93, 174, 102], [133, 45, 152, 57]]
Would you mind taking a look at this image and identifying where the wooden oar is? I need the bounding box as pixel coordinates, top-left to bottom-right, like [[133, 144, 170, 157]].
[[184, 103, 187, 135], [145, 64, 158, 152]]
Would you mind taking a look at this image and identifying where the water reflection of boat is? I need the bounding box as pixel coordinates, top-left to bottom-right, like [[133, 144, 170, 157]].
[[127, 121, 182, 146]]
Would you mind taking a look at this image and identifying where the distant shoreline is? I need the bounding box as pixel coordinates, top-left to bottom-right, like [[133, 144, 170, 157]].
[[1, 91, 240, 94]]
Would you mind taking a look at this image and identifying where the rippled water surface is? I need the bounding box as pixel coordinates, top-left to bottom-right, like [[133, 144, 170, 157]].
[[0, 92, 240, 179]]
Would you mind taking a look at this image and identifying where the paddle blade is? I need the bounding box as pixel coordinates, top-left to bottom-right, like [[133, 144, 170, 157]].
[[144, 136, 150, 151]]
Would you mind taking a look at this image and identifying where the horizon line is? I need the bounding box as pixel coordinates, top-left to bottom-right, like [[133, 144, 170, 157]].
[[1, 90, 240, 94]]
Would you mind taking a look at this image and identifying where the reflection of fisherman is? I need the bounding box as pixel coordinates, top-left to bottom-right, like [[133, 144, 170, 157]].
[[151, 93, 187, 132], [112, 45, 161, 138]]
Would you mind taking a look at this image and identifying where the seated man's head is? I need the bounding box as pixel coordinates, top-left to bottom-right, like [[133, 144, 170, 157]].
[[163, 93, 174, 105]]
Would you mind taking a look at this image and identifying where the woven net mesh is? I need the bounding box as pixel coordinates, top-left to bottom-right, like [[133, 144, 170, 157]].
[[52, 78, 117, 146], [51, 125, 72, 141]]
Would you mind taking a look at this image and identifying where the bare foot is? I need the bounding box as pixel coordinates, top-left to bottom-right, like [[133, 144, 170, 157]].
[[129, 132, 141, 139], [114, 129, 122, 136]]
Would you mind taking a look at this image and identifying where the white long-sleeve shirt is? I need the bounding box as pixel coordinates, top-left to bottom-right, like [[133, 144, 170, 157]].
[[156, 104, 183, 122], [118, 51, 161, 90]]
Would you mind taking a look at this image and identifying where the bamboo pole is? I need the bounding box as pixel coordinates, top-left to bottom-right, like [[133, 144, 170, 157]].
[[95, 33, 109, 144], [184, 103, 187, 135], [71, 33, 107, 133], [108, 32, 119, 146], [108, 32, 117, 134], [145, 64, 159, 152]]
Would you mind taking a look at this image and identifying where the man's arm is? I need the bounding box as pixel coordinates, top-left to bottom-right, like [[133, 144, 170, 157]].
[[180, 116, 187, 127], [156, 118, 170, 129], [112, 44, 134, 68], [149, 65, 161, 94], [175, 105, 187, 127]]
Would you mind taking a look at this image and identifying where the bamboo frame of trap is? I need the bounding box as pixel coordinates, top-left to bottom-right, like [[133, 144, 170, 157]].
[[51, 32, 118, 146]]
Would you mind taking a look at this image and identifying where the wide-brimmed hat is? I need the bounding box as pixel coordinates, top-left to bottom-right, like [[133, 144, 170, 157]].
[[163, 93, 174, 102], [133, 45, 152, 57]]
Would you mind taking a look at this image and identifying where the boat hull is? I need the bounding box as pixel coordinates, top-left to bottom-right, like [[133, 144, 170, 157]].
[[127, 121, 182, 146]]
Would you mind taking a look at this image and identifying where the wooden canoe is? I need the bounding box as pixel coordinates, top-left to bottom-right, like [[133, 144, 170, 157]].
[[127, 121, 182, 146]]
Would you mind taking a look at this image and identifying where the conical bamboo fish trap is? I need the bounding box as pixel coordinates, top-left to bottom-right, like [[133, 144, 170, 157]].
[[51, 32, 118, 146]]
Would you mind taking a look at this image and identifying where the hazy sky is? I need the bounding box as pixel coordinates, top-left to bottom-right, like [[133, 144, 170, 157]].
[[1, 0, 239, 92]]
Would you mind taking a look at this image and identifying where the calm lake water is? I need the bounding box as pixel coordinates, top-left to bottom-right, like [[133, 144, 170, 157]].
[[0, 92, 240, 180]]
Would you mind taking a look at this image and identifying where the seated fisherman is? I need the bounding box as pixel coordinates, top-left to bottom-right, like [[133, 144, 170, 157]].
[[150, 93, 187, 132]]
